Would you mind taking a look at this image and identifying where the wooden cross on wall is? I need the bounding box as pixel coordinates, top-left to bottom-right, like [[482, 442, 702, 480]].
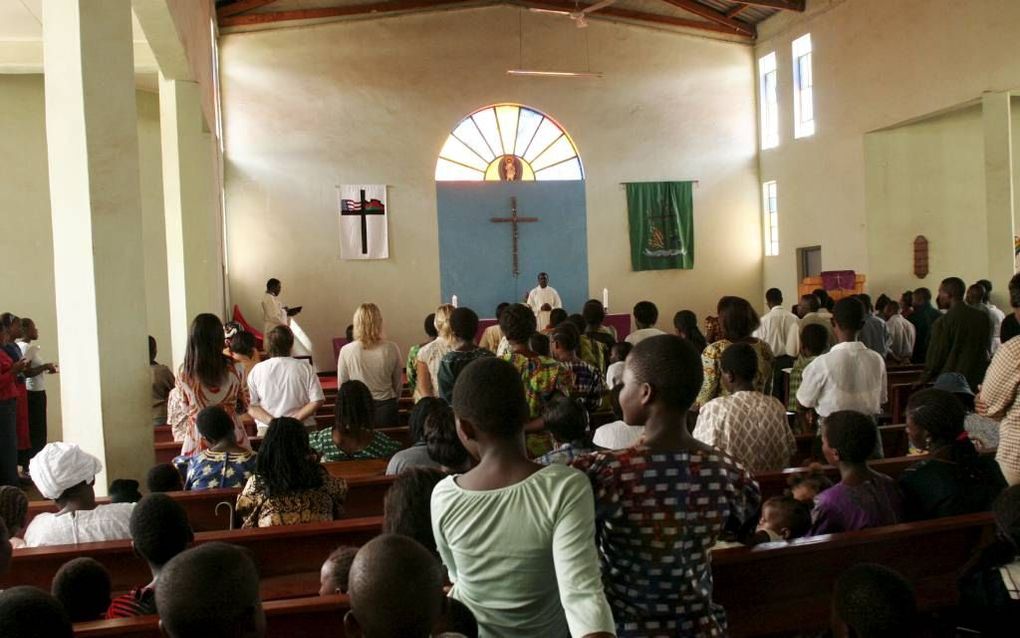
[[491, 197, 539, 278]]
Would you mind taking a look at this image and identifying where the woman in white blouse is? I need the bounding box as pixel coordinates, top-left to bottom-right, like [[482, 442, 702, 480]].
[[414, 304, 456, 399], [337, 303, 402, 427]]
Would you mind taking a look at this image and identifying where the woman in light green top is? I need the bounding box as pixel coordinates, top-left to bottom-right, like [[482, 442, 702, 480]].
[[430, 357, 615, 638]]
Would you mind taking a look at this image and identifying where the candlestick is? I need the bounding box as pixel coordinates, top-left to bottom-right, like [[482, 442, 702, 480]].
[[452, 295, 459, 308], [602, 288, 609, 311]]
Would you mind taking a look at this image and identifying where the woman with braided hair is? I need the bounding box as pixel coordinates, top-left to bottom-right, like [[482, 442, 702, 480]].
[[898, 388, 1006, 521]]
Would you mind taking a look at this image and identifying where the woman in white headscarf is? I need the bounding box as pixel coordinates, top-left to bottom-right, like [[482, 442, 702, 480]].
[[23, 443, 133, 547]]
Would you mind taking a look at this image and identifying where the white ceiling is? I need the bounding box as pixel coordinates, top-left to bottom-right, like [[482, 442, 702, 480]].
[[0, 0, 149, 42]]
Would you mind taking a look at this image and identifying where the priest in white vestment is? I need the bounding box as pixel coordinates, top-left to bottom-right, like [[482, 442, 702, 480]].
[[261, 278, 289, 337], [526, 272, 563, 329]]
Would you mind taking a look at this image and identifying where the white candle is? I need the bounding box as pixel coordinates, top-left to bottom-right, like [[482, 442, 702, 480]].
[[452, 295, 459, 308], [602, 288, 609, 311]]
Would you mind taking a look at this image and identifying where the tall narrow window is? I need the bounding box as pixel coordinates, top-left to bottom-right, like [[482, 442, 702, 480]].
[[762, 181, 779, 256], [792, 34, 814, 138], [758, 52, 778, 149]]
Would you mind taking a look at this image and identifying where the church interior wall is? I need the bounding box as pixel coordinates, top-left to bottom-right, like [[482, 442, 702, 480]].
[[756, 0, 1020, 307], [220, 5, 762, 369], [0, 75, 170, 441]]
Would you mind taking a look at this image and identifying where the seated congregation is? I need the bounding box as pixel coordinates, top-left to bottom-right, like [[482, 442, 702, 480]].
[[0, 271, 1019, 637]]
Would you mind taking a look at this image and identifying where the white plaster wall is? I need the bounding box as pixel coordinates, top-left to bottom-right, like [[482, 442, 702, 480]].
[[755, 0, 1020, 304], [220, 6, 762, 368], [0, 75, 170, 439]]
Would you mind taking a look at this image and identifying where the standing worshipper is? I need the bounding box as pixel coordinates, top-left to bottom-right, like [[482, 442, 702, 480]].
[[1000, 273, 1020, 344], [437, 308, 494, 403], [798, 294, 835, 348], [550, 323, 607, 415], [908, 287, 942, 364], [625, 301, 667, 346], [415, 305, 456, 399], [0, 320, 28, 487], [673, 310, 708, 353], [24, 443, 134, 546], [755, 288, 800, 400], [168, 314, 251, 457], [856, 294, 890, 357], [260, 278, 293, 339], [696, 296, 775, 408], [406, 313, 437, 401], [337, 303, 403, 427], [16, 318, 55, 460], [149, 336, 175, 426], [497, 304, 573, 422], [247, 326, 324, 436], [977, 279, 1006, 352], [979, 333, 1020, 485], [526, 272, 562, 330], [922, 277, 991, 390], [478, 303, 509, 353], [582, 299, 617, 350], [881, 301, 916, 365]]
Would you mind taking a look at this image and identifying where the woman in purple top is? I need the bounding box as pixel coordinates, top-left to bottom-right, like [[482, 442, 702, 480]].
[[810, 411, 904, 535]]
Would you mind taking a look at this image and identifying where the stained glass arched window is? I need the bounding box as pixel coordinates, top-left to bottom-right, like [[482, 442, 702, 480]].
[[435, 104, 584, 182]]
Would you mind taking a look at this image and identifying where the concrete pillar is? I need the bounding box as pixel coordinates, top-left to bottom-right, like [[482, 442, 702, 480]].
[[983, 92, 1016, 301], [42, 0, 153, 492], [159, 76, 224, 370]]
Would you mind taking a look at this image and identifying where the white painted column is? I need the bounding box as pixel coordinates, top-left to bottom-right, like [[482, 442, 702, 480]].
[[42, 0, 153, 491], [983, 92, 1016, 301], [160, 76, 224, 370]]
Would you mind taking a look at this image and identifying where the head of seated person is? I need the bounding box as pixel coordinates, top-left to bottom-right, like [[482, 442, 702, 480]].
[[266, 325, 294, 358], [383, 467, 447, 557], [451, 358, 530, 461], [229, 331, 258, 363], [632, 301, 659, 329], [832, 563, 916, 638], [320, 545, 358, 596], [197, 405, 242, 452], [131, 493, 193, 577], [821, 411, 878, 470], [157, 542, 265, 638], [408, 397, 445, 445], [334, 380, 376, 445], [619, 335, 703, 428], [108, 479, 142, 503], [146, 463, 184, 493], [787, 467, 833, 503], [0, 586, 73, 638], [0, 485, 29, 541], [258, 417, 324, 494], [800, 323, 830, 357], [609, 341, 632, 365], [499, 304, 536, 348], [29, 442, 103, 509], [449, 307, 479, 345], [720, 342, 758, 394], [541, 394, 590, 447], [528, 333, 550, 357], [51, 557, 111, 622], [344, 534, 450, 638], [546, 308, 568, 331], [424, 400, 471, 474], [905, 388, 973, 459], [756, 495, 811, 542]]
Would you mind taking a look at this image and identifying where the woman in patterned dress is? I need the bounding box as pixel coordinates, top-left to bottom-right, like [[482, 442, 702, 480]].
[[236, 417, 347, 528], [696, 296, 775, 409], [169, 314, 251, 457]]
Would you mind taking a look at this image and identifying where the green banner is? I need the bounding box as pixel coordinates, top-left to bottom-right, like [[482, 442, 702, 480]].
[[626, 181, 694, 271]]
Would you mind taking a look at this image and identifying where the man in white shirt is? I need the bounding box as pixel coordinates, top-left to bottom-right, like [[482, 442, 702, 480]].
[[799, 293, 835, 349], [261, 277, 291, 339], [526, 272, 562, 330], [882, 300, 916, 364], [976, 279, 1006, 354], [16, 318, 56, 459], [247, 326, 324, 436], [755, 288, 800, 400], [625, 301, 667, 345], [797, 297, 888, 422]]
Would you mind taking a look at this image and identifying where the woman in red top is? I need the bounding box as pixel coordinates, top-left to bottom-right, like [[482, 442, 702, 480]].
[[0, 319, 28, 487]]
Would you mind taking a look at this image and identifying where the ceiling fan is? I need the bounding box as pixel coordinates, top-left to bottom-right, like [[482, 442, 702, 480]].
[[528, 0, 617, 28]]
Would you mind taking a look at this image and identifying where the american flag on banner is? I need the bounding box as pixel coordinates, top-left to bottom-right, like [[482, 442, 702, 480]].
[[337, 185, 388, 260]]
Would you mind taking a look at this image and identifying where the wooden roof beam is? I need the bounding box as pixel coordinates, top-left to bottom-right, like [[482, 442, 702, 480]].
[[522, 0, 752, 39], [734, 0, 805, 10], [219, 0, 482, 28], [217, 0, 278, 19], [659, 0, 755, 37]]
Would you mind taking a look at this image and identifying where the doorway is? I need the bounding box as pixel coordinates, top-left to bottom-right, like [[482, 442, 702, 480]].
[[797, 245, 822, 281]]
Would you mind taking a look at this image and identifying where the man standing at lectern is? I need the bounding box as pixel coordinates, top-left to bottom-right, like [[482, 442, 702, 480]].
[[261, 278, 290, 338], [526, 272, 562, 330]]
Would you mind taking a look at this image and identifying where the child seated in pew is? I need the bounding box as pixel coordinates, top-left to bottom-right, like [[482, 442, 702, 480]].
[[344, 534, 477, 638], [174, 406, 257, 490], [108, 479, 142, 503], [591, 384, 644, 450], [832, 563, 917, 638], [693, 342, 796, 472], [958, 485, 1020, 635], [236, 417, 347, 528], [571, 335, 760, 636], [787, 323, 829, 432], [809, 411, 904, 536], [0, 485, 28, 548], [24, 443, 134, 547], [604, 341, 631, 391], [319, 545, 358, 596], [536, 394, 600, 465], [50, 557, 111, 622], [146, 463, 184, 493], [106, 493, 193, 618], [899, 389, 1005, 522], [431, 358, 616, 638], [786, 466, 833, 504], [0, 586, 73, 637], [309, 380, 402, 462], [528, 332, 550, 356], [424, 402, 473, 474], [383, 467, 446, 557], [386, 398, 444, 475], [750, 495, 812, 544], [156, 542, 266, 638]]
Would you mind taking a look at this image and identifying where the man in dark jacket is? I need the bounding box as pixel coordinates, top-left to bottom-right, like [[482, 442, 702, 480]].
[[922, 277, 991, 390]]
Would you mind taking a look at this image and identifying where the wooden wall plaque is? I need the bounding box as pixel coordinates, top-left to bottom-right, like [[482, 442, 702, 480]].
[[913, 235, 929, 278]]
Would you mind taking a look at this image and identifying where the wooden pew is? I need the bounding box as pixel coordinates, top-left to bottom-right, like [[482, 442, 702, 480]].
[[75, 594, 349, 638], [25, 475, 396, 532], [3, 517, 383, 595], [713, 512, 995, 636], [792, 424, 908, 463], [154, 428, 410, 465], [756, 453, 921, 501]]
